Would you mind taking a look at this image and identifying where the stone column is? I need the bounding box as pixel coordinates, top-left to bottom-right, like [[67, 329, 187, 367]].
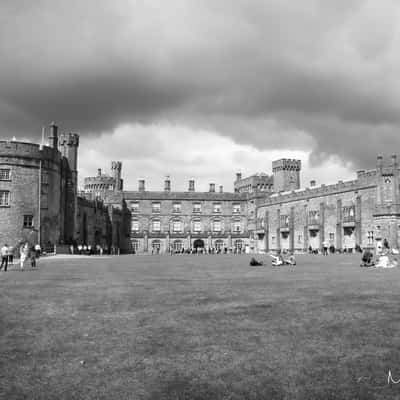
[[355, 195, 362, 247], [276, 209, 281, 251], [304, 204, 308, 252], [289, 206, 295, 252], [336, 199, 342, 250], [144, 232, 148, 253], [319, 202, 325, 250], [264, 211, 269, 252]]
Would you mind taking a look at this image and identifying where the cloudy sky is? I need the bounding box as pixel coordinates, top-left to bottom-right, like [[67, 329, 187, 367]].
[[1, 0, 400, 191]]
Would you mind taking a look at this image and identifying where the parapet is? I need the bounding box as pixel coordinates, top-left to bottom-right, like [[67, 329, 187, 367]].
[[59, 133, 79, 146], [272, 159, 301, 171]]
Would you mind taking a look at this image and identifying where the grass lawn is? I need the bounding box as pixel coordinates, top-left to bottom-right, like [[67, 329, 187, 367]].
[[1, 253, 400, 399]]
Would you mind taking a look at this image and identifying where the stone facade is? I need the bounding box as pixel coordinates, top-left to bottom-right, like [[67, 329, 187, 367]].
[[0, 123, 129, 253]]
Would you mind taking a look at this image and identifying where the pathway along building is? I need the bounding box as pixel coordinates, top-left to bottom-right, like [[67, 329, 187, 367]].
[[85, 154, 400, 254]]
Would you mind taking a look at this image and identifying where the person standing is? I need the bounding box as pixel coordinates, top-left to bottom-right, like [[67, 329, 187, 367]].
[[20, 243, 29, 271], [1, 244, 9, 271]]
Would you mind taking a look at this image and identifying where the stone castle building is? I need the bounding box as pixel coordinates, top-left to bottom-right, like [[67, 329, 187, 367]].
[[0, 123, 129, 252], [2, 121, 399, 255], [85, 154, 400, 254]]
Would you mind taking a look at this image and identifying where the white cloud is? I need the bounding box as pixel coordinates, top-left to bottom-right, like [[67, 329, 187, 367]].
[[78, 123, 355, 192]]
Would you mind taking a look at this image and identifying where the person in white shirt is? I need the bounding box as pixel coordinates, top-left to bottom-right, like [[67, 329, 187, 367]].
[[1, 244, 9, 271]]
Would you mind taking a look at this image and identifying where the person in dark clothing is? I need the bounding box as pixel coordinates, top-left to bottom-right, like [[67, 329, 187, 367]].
[[360, 249, 374, 267], [249, 257, 263, 266]]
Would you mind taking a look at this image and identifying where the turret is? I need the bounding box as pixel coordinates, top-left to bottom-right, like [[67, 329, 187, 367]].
[[111, 161, 123, 191], [49, 122, 58, 149], [164, 176, 171, 192], [272, 158, 301, 192]]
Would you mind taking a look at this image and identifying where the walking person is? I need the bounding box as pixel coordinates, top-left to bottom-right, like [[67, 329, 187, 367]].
[[19, 242, 29, 271], [1, 243, 9, 272]]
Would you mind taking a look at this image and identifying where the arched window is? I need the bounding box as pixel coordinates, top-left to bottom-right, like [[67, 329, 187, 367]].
[[152, 240, 161, 254], [215, 239, 224, 251], [234, 239, 243, 251], [173, 240, 183, 252]]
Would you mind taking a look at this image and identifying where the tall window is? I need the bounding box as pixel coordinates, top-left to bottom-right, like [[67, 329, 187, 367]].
[[130, 202, 139, 213], [41, 171, 49, 184], [173, 240, 183, 252], [131, 239, 139, 253], [173, 202, 181, 213], [367, 231, 374, 245], [23, 215, 33, 228], [0, 169, 10, 180], [193, 203, 202, 213], [233, 219, 241, 232], [213, 203, 221, 213], [233, 203, 241, 213], [152, 219, 161, 232], [212, 220, 222, 232], [152, 202, 161, 213], [172, 220, 183, 233], [131, 219, 140, 232], [0, 191, 10, 206], [193, 220, 202, 232]]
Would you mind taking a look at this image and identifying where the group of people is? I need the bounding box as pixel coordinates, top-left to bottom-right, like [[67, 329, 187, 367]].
[[166, 246, 247, 255], [0, 242, 41, 272], [360, 239, 398, 269], [249, 251, 297, 267]]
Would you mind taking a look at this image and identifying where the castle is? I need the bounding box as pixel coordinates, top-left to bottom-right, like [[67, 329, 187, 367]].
[[1, 122, 399, 254]]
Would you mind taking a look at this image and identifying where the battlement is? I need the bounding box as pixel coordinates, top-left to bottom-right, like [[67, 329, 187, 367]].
[[272, 159, 301, 172], [59, 133, 79, 146], [111, 161, 122, 170]]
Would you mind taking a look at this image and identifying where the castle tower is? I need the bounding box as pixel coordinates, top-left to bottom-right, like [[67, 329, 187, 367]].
[[58, 132, 80, 242], [111, 161, 123, 191], [272, 159, 301, 192], [373, 154, 400, 248]]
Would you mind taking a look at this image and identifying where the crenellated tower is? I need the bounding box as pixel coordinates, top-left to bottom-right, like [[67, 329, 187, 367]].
[[373, 154, 400, 248], [272, 159, 301, 192], [111, 161, 123, 191]]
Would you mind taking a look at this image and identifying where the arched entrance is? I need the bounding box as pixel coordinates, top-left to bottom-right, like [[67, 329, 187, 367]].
[[193, 239, 205, 249]]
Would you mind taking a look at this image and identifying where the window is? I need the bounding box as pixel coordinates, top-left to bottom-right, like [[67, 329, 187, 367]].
[[131, 239, 139, 253], [213, 203, 221, 213], [131, 220, 139, 232], [152, 220, 161, 232], [215, 239, 224, 251], [233, 203, 241, 213], [23, 215, 33, 228], [329, 233, 335, 242], [172, 220, 183, 233], [280, 215, 289, 227], [152, 202, 161, 213], [367, 231, 374, 245], [343, 206, 355, 222], [233, 220, 241, 233], [298, 235, 302, 244], [41, 171, 49, 185], [0, 169, 10, 180], [173, 240, 183, 252], [193, 220, 202, 232], [173, 202, 181, 213], [130, 202, 139, 213], [152, 240, 161, 254], [213, 220, 222, 232], [0, 191, 10, 206], [193, 203, 202, 213], [309, 210, 319, 224]]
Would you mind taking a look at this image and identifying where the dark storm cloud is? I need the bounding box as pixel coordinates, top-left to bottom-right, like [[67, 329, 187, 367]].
[[1, 0, 399, 168]]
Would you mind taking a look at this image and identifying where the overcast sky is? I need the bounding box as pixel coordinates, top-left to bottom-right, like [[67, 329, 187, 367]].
[[1, 0, 400, 191]]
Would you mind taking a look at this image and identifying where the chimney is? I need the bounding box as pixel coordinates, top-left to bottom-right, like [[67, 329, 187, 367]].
[[219, 185, 223, 193], [97, 168, 102, 177], [49, 122, 58, 149], [392, 154, 397, 168], [138, 179, 145, 192], [209, 183, 215, 192], [236, 172, 242, 182], [164, 176, 171, 192], [188, 178, 195, 192], [310, 180, 316, 187], [377, 155, 383, 171]]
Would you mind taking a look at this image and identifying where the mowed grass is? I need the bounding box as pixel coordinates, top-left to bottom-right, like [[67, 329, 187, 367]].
[[1, 254, 400, 399]]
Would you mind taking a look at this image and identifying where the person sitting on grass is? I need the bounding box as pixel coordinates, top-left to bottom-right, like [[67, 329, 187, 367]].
[[249, 257, 263, 266], [270, 251, 284, 266], [284, 252, 296, 266], [360, 249, 374, 267]]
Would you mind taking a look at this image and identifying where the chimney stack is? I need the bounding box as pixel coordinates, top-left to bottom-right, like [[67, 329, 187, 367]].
[[209, 183, 215, 192], [377, 155, 383, 171], [49, 122, 58, 149], [138, 179, 145, 192], [392, 154, 398, 168], [219, 185, 223, 193], [164, 176, 171, 192], [188, 178, 195, 192], [310, 180, 316, 187], [236, 172, 242, 182], [97, 168, 102, 176]]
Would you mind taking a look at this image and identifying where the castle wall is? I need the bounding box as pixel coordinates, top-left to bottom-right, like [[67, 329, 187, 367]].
[[0, 141, 62, 248]]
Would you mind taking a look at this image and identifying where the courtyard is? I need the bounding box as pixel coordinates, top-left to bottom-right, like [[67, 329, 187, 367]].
[[1, 253, 400, 399]]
